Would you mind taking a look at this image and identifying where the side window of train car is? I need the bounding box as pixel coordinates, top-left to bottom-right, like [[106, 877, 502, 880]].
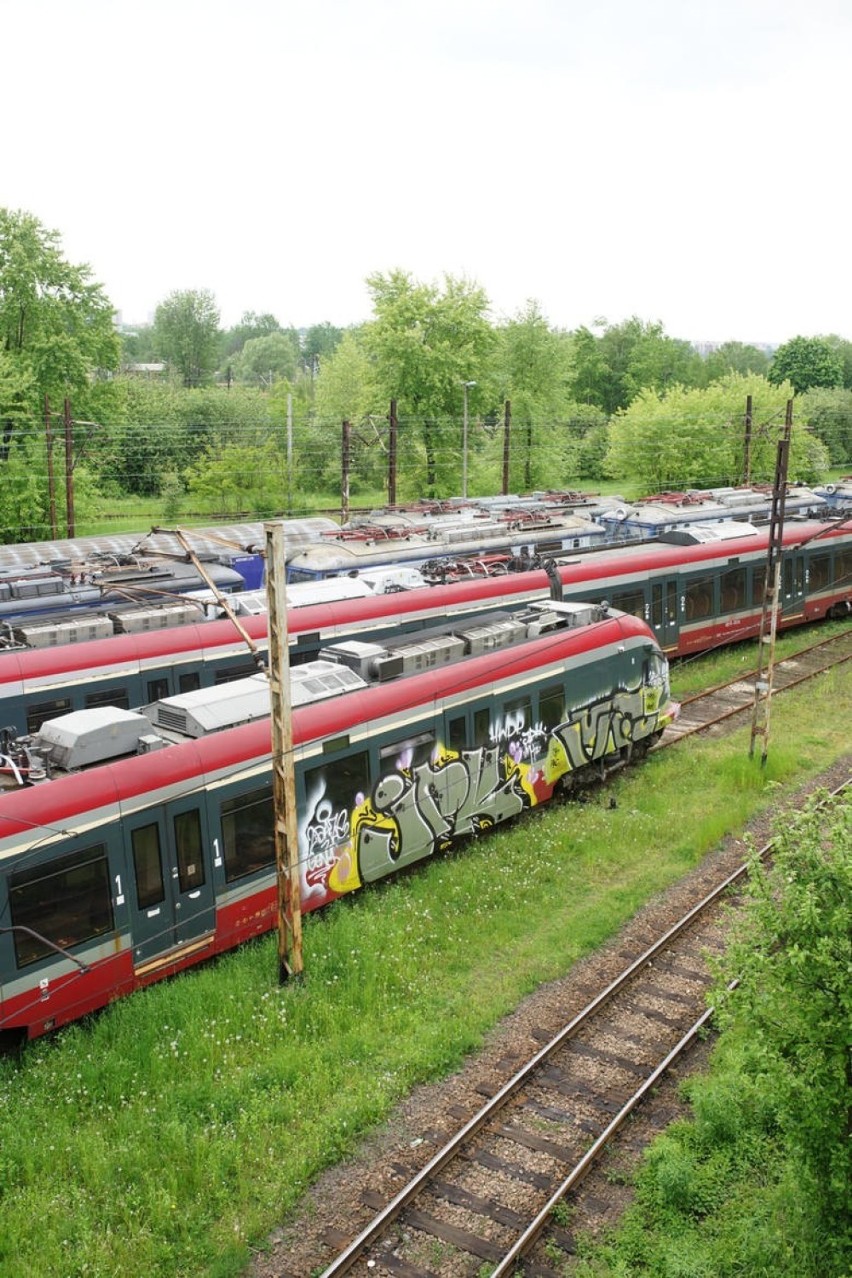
[[502, 696, 531, 733], [179, 671, 202, 694], [838, 548, 852, 587], [448, 714, 467, 753], [214, 662, 258, 685], [174, 810, 205, 892], [146, 677, 169, 702], [611, 587, 646, 619], [221, 784, 275, 882], [303, 750, 371, 850], [131, 824, 166, 909], [539, 684, 565, 732], [751, 564, 766, 606], [808, 553, 830, 591], [473, 706, 491, 747], [684, 574, 714, 620], [721, 565, 747, 612], [9, 845, 114, 967], [26, 697, 71, 735], [85, 687, 131, 711], [379, 732, 436, 774]]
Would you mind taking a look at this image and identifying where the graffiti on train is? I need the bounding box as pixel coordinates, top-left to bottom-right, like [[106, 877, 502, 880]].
[[299, 680, 666, 902]]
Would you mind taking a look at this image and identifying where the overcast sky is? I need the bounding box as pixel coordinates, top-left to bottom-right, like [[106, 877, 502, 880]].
[[4, 0, 850, 345]]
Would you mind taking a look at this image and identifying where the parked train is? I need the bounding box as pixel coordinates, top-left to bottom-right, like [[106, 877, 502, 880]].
[[0, 518, 848, 740], [599, 484, 830, 540], [0, 602, 677, 1041], [286, 508, 609, 581]]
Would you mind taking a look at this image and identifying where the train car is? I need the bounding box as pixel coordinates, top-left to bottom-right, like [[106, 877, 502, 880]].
[[0, 517, 339, 578], [600, 485, 828, 540], [0, 518, 848, 739], [0, 603, 677, 1041], [814, 478, 852, 511], [285, 510, 608, 581]]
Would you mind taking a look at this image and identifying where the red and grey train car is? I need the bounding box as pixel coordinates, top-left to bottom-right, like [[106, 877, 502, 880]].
[[0, 603, 676, 1042], [0, 519, 848, 740]]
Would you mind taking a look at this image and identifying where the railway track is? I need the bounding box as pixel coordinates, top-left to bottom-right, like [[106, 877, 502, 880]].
[[660, 629, 852, 746], [305, 643, 851, 1278]]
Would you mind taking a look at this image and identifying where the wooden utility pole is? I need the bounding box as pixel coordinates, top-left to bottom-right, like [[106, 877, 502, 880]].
[[341, 419, 351, 524], [44, 396, 58, 539], [742, 394, 753, 486], [388, 399, 398, 507], [502, 400, 511, 495], [265, 520, 303, 981], [63, 397, 75, 537], [749, 401, 792, 765]]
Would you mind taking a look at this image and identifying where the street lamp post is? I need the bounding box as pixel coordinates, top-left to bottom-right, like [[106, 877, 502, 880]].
[[462, 380, 476, 499]]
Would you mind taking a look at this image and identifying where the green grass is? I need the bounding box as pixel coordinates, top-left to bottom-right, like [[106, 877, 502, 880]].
[[0, 667, 849, 1277]]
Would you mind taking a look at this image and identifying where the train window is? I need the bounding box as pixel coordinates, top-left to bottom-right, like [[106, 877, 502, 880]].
[[503, 696, 531, 731], [611, 588, 645, 619], [380, 732, 435, 772], [146, 677, 169, 702], [752, 565, 767, 606], [720, 567, 746, 612], [221, 786, 275, 882], [304, 750, 371, 851], [448, 715, 466, 752], [179, 671, 202, 694], [684, 577, 713, 620], [26, 697, 72, 735], [473, 707, 491, 747], [9, 844, 113, 968], [132, 824, 165, 909], [85, 688, 131, 711], [809, 554, 830, 591], [174, 810, 205, 892], [215, 663, 258, 685], [539, 685, 565, 732], [838, 549, 852, 586]]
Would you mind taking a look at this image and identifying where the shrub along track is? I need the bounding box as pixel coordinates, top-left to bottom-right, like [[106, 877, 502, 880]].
[[250, 639, 851, 1278]]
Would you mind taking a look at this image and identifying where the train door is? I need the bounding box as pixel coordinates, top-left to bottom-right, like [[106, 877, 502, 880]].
[[650, 577, 679, 650], [124, 798, 216, 967], [781, 549, 806, 617]]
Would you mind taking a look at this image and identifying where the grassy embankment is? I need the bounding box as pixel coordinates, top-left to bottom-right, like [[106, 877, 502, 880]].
[[0, 625, 848, 1278]]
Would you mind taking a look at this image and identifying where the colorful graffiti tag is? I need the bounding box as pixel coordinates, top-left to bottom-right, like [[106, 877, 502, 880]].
[[298, 673, 670, 904]]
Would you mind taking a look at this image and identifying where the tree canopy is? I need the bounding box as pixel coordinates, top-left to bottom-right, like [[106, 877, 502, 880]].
[[153, 288, 221, 388], [711, 791, 851, 1253], [0, 207, 119, 434], [769, 335, 843, 396], [605, 374, 828, 490]]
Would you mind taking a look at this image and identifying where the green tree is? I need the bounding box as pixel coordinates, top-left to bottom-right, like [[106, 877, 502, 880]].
[[153, 288, 221, 388], [0, 207, 119, 453], [821, 333, 852, 390], [362, 270, 495, 495], [233, 331, 300, 386], [303, 322, 345, 372], [769, 335, 842, 396], [494, 301, 578, 490], [799, 387, 852, 466], [564, 325, 609, 409], [220, 310, 282, 361], [703, 340, 770, 381], [185, 439, 286, 518], [311, 330, 383, 493], [605, 374, 827, 490], [711, 792, 851, 1255]]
